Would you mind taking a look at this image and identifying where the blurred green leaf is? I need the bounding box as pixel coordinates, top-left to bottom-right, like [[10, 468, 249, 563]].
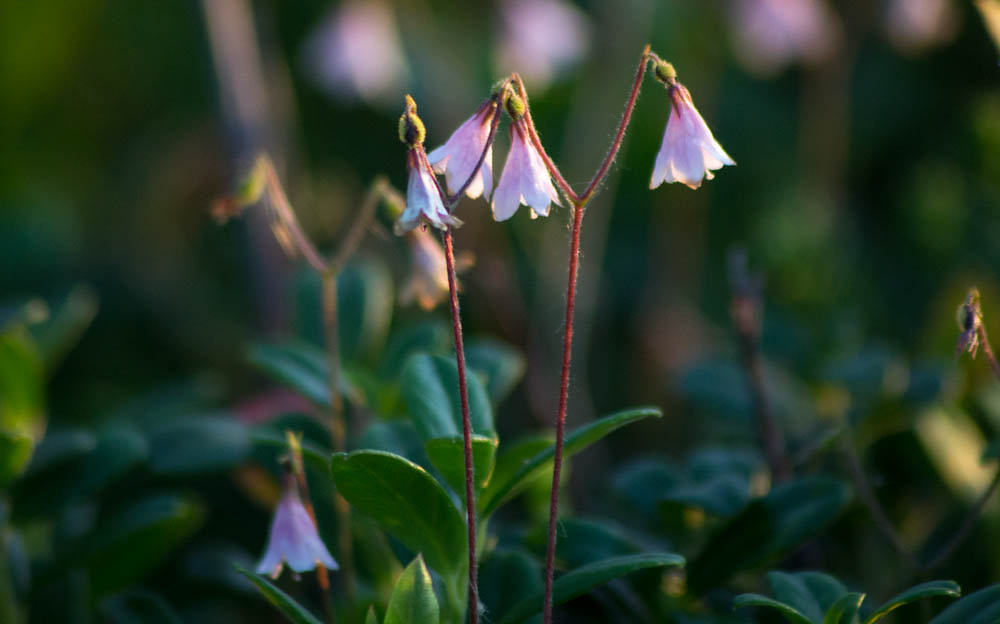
[[611, 458, 682, 517], [424, 435, 497, 493], [825, 592, 864, 624], [248, 342, 363, 408], [251, 428, 330, 472], [687, 477, 852, 592], [235, 567, 323, 624], [480, 407, 662, 517], [768, 571, 846, 623], [99, 589, 183, 624], [147, 414, 250, 476], [733, 594, 813, 624], [366, 606, 380, 624], [479, 549, 542, 624], [384, 555, 439, 624], [865, 580, 960, 623], [401, 353, 495, 440], [497, 553, 684, 624], [549, 518, 643, 568], [929, 584, 1000, 624], [464, 338, 526, 405], [29, 284, 98, 373], [0, 327, 45, 486], [336, 259, 394, 363], [329, 450, 465, 574], [378, 321, 452, 380], [84, 494, 204, 596], [74, 424, 147, 499], [357, 420, 427, 466]]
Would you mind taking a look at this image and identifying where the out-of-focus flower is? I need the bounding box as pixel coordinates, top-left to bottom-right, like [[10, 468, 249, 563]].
[[397, 96, 462, 234], [301, 1, 409, 107], [256, 473, 338, 579], [492, 119, 561, 221], [885, 0, 958, 54], [496, 0, 591, 90], [650, 81, 735, 190], [427, 100, 498, 201], [729, 0, 840, 75], [400, 228, 473, 310]]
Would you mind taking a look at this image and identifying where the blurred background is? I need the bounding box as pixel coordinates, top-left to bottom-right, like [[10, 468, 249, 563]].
[[3, 0, 1000, 621]]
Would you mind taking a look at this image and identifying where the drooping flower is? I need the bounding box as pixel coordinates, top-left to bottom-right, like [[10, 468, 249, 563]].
[[884, 0, 958, 55], [256, 472, 338, 579], [400, 227, 473, 310], [728, 0, 839, 76], [396, 95, 462, 234], [650, 77, 735, 190], [496, 0, 591, 90], [492, 119, 560, 221], [427, 100, 497, 201], [301, 1, 409, 108]]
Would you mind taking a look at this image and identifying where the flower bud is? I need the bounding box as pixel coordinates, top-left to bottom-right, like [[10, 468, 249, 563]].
[[504, 91, 526, 119], [653, 60, 677, 85], [398, 94, 426, 147]]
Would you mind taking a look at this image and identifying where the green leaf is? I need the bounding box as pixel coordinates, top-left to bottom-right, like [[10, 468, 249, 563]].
[[464, 338, 526, 404], [147, 414, 250, 476], [250, 428, 330, 472], [378, 321, 451, 380], [479, 550, 542, 623], [424, 435, 497, 492], [825, 593, 865, 624], [384, 555, 440, 624], [611, 458, 682, 517], [336, 259, 394, 362], [687, 477, 852, 592], [548, 517, 642, 568], [29, 284, 98, 373], [865, 580, 960, 623], [248, 341, 364, 408], [0, 328, 45, 486], [480, 407, 663, 517], [236, 567, 323, 624], [733, 594, 814, 624], [85, 494, 204, 596], [401, 353, 495, 440], [930, 584, 1000, 624], [497, 553, 684, 624], [365, 606, 380, 624], [768, 570, 843, 623], [330, 450, 465, 574]]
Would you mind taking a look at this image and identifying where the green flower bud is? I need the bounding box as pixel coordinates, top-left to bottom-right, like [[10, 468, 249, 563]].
[[399, 94, 426, 147], [505, 92, 525, 119], [654, 61, 677, 85]]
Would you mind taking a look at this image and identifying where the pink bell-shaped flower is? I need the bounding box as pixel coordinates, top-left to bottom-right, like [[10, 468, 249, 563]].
[[396, 96, 462, 234], [427, 101, 496, 201], [256, 473, 338, 579], [650, 83, 735, 190], [491, 120, 561, 221]]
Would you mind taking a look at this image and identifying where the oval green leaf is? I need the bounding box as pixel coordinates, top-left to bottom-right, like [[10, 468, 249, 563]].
[[147, 414, 250, 476], [330, 450, 465, 574], [384, 555, 439, 624], [424, 435, 497, 492], [734, 594, 814, 624], [401, 353, 494, 440], [929, 584, 1000, 624], [825, 592, 865, 624], [235, 567, 323, 624], [464, 338, 526, 405], [497, 553, 684, 624], [865, 580, 960, 624], [480, 407, 663, 517]]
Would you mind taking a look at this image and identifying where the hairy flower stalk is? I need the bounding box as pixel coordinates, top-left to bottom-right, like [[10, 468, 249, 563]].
[[397, 92, 501, 623], [524, 46, 732, 623]]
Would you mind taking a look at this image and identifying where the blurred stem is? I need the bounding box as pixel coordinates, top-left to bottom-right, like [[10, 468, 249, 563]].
[[840, 435, 920, 570], [0, 525, 19, 624], [923, 469, 1000, 572], [728, 252, 789, 482], [441, 230, 478, 624], [321, 271, 356, 604]]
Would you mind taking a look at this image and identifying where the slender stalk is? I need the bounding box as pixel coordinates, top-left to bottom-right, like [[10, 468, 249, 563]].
[[329, 177, 387, 274], [511, 74, 579, 204], [536, 46, 654, 624], [579, 45, 651, 204], [924, 468, 1000, 571], [442, 231, 479, 624], [260, 158, 329, 274], [321, 271, 356, 602], [542, 202, 584, 624]]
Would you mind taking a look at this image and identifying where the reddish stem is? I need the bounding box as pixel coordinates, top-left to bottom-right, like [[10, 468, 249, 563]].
[[542, 202, 585, 624], [511, 74, 580, 204], [579, 45, 651, 204], [442, 230, 479, 624]]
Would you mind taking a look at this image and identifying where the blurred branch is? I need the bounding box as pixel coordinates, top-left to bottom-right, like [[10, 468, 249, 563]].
[[728, 249, 790, 483]]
